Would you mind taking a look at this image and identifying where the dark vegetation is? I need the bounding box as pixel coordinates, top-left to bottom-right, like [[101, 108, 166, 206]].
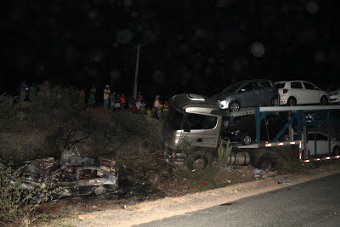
[[0, 81, 164, 224]]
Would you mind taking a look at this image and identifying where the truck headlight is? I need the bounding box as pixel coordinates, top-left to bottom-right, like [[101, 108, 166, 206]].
[[219, 100, 229, 109]]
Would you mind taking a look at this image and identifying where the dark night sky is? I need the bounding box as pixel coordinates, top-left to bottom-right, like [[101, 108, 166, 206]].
[[1, 0, 339, 101]]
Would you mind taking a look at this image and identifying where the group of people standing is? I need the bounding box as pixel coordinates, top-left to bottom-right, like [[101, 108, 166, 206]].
[[102, 85, 169, 120], [102, 85, 147, 114], [16, 81, 169, 120], [151, 94, 169, 120]]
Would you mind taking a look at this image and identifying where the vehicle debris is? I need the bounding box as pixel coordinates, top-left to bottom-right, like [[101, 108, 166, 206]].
[[254, 168, 278, 179], [15, 150, 119, 203]]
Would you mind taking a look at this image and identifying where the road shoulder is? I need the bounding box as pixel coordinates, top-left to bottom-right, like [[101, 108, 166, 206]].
[[52, 163, 340, 227]]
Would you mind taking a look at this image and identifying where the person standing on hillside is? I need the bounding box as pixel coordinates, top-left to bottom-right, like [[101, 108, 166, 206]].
[[136, 91, 143, 102], [140, 99, 146, 114], [103, 85, 111, 109], [120, 92, 126, 110], [135, 95, 142, 113], [87, 84, 96, 108], [110, 91, 116, 110], [162, 100, 169, 120], [152, 95, 160, 119], [19, 80, 28, 104], [78, 88, 86, 110], [114, 93, 121, 111]]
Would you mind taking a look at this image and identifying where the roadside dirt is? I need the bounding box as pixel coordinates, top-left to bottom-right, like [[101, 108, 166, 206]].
[[34, 151, 340, 227], [73, 161, 340, 226], [36, 160, 258, 218]]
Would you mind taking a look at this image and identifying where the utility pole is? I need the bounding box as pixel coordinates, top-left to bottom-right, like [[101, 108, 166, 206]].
[[133, 43, 145, 99]]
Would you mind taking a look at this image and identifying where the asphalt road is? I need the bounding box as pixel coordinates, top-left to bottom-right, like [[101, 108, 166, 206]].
[[139, 173, 340, 227]]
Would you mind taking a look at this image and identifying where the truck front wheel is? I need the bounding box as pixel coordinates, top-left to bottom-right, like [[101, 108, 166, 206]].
[[187, 150, 213, 170]]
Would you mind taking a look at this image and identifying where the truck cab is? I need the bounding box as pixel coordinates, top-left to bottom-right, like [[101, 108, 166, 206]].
[[162, 93, 222, 152], [162, 94, 251, 169]]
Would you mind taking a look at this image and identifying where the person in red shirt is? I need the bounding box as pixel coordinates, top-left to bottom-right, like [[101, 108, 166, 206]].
[[120, 92, 126, 110]]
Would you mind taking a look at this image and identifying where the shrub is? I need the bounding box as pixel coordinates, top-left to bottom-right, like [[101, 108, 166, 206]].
[[46, 119, 90, 156], [0, 93, 19, 132], [26, 81, 81, 129], [265, 146, 305, 173], [217, 139, 232, 164], [0, 160, 39, 224], [112, 112, 163, 150], [0, 161, 23, 223], [0, 160, 62, 225]]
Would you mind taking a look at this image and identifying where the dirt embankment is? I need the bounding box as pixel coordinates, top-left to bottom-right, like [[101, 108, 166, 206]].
[[46, 162, 340, 227]]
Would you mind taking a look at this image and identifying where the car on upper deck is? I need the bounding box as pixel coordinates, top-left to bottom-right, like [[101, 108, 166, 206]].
[[328, 88, 340, 104], [275, 80, 328, 106], [210, 79, 278, 112]]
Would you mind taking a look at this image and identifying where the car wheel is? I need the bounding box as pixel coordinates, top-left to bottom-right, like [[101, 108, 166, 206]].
[[332, 146, 340, 156], [94, 186, 107, 195], [241, 133, 252, 145], [287, 97, 297, 106], [320, 96, 328, 105], [186, 150, 213, 170], [229, 101, 240, 112], [270, 96, 279, 106]]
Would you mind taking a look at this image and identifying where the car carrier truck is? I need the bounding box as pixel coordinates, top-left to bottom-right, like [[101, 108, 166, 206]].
[[162, 93, 340, 170]]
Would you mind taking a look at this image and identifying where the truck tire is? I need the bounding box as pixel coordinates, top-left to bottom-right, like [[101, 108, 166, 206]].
[[241, 132, 252, 145], [332, 146, 340, 156], [187, 150, 213, 170]]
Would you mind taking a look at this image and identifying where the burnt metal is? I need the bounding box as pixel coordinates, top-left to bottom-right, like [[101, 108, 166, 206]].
[[16, 156, 119, 201]]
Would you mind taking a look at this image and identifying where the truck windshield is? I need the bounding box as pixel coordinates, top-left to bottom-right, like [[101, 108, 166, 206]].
[[163, 106, 218, 132], [163, 107, 185, 131], [186, 113, 217, 129]]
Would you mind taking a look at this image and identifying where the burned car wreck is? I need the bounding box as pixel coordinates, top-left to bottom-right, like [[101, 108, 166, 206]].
[[15, 151, 119, 202]]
